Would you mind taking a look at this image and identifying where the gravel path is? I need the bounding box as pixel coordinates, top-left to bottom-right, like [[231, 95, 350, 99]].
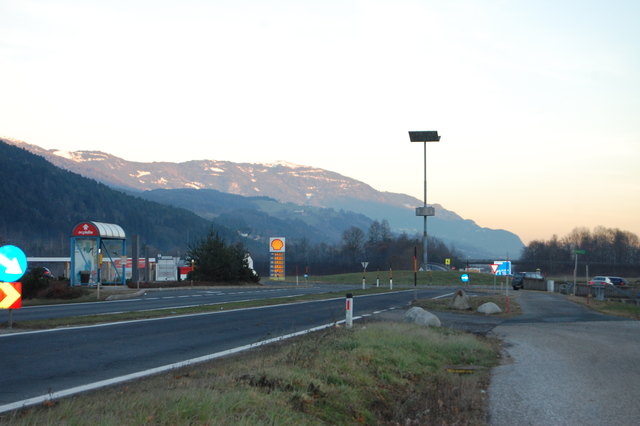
[[489, 312, 640, 425]]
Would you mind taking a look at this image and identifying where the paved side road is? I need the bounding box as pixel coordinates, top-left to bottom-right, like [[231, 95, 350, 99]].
[[489, 300, 640, 425]]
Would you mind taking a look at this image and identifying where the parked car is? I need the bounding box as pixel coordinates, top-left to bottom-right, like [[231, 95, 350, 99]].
[[512, 273, 525, 289], [512, 271, 544, 290], [588, 276, 627, 286], [26, 266, 55, 280], [608, 277, 628, 286]]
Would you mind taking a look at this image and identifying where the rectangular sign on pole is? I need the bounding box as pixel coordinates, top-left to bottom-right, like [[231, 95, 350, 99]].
[[494, 261, 511, 276], [269, 237, 286, 280]]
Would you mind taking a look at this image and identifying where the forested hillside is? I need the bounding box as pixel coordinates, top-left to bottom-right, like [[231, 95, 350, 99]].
[[0, 141, 233, 256], [0, 141, 466, 274], [5, 138, 525, 259], [139, 188, 373, 243]]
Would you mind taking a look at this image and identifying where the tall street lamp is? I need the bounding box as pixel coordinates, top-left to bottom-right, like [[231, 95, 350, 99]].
[[408, 130, 441, 271]]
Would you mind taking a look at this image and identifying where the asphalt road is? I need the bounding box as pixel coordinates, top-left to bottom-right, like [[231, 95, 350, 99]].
[[488, 292, 639, 426], [3, 287, 636, 424], [0, 288, 452, 409], [5, 283, 364, 322]]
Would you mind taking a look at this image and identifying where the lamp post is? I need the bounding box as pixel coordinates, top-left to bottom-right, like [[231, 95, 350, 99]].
[[409, 130, 441, 271]]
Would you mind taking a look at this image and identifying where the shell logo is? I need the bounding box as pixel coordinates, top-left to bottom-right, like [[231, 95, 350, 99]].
[[270, 238, 285, 252]]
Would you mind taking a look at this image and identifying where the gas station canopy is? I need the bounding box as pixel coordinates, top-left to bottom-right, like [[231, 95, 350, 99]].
[[71, 221, 126, 239], [70, 221, 126, 286]]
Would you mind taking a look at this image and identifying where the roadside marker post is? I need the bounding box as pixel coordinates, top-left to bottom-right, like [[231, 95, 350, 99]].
[[345, 293, 353, 328], [389, 267, 393, 290], [361, 262, 368, 290], [506, 275, 510, 314]]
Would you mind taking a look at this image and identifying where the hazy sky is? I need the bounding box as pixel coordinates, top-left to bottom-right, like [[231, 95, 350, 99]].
[[2, 0, 639, 244]]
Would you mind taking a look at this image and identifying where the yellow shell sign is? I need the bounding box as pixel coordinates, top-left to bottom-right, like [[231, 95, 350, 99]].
[[270, 237, 285, 252]]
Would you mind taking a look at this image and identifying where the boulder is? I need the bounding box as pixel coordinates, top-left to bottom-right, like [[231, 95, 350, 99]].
[[450, 289, 471, 310], [477, 302, 502, 315], [404, 307, 441, 327]]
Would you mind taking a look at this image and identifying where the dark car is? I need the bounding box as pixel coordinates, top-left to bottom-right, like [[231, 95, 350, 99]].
[[26, 266, 55, 280], [589, 276, 627, 286], [608, 277, 628, 286], [511, 272, 526, 289], [512, 271, 544, 290]]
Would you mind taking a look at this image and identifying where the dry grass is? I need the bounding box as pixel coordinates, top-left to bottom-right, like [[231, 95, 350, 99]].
[[0, 322, 500, 425], [413, 292, 522, 317], [567, 295, 640, 320]]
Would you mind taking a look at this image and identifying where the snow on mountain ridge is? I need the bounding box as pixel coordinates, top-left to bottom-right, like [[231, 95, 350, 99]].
[[0, 136, 525, 258]]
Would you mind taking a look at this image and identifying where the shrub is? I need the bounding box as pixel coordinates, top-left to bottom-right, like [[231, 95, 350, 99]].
[[37, 281, 86, 299], [21, 267, 51, 299]]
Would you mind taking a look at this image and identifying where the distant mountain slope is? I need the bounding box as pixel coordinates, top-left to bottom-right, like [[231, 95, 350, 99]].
[[3, 138, 525, 258], [139, 188, 373, 244], [0, 141, 233, 255]]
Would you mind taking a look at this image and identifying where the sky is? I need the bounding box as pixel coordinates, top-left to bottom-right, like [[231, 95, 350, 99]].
[[1, 0, 639, 244]]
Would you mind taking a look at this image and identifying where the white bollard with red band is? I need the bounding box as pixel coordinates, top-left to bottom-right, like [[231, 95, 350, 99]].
[[345, 293, 353, 328]]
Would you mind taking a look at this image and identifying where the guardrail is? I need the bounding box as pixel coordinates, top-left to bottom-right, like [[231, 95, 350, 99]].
[[524, 280, 639, 304]]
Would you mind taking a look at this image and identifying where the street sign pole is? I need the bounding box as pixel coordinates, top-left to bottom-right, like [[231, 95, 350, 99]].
[[573, 252, 578, 295], [361, 262, 368, 290], [0, 245, 26, 328], [571, 249, 586, 296]]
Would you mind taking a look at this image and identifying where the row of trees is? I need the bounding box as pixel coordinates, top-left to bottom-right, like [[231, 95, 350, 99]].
[[266, 220, 462, 275], [520, 227, 640, 275]]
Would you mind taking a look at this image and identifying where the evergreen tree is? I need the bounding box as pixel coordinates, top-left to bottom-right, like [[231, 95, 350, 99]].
[[188, 230, 259, 283]]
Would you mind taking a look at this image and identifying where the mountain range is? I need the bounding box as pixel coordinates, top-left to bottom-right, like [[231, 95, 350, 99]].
[[2, 138, 524, 258]]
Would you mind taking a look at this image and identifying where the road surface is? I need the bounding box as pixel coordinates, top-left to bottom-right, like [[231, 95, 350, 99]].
[[5, 283, 362, 322], [0, 288, 453, 410]]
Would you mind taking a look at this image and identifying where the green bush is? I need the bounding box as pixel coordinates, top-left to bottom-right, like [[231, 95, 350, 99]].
[[21, 267, 51, 299], [37, 281, 86, 299]]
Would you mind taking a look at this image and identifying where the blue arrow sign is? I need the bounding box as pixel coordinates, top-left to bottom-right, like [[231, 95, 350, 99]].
[[0, 245, 27, 282], [495, 261, 511, 276]]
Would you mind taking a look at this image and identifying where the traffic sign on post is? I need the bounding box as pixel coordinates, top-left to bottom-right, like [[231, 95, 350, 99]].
[[0, 282, 21, 309], [494, 261, 511, 276], [0, 245, 27, 283]]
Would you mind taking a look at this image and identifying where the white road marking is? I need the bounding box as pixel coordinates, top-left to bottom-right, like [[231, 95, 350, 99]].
[[432, 292, 455, 299], [0, 322, 342, 415]]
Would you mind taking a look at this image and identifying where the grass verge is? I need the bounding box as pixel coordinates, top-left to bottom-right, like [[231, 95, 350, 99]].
[[310, 270, 507, 287], [0, 321, 501, 425], [412, 293, 522, 317], [567, 295, 640, 320]]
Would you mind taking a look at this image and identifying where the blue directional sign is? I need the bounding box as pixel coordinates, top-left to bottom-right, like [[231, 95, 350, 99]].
[[461, 274, 469, 283], [0, 245, 27, 282], [495, 261, 512, 276]]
